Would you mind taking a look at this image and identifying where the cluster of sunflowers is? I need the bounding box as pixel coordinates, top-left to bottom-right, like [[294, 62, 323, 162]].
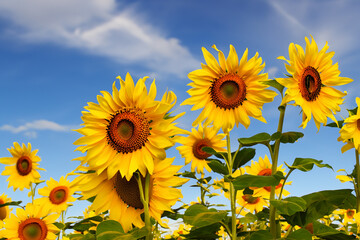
[[1, 35, 360, 240]]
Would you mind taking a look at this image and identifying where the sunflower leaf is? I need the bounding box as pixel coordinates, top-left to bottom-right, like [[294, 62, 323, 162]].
[[181, 171, 197, 179], [326, 120, 344, 128], [201, 146, 217, 155], [232, 171, 284, 190], [280, 132, 304, 144], [262, 79, 285, 95], [183, 204, 227, 228], [312, 221, 357, 239], [238, 133, 271, 147], [208, 159, 229, 175], [246, 230, 273, 240], [287, 229, 313, 240], [233, 148, 256, 170], [270, 197, 307, 216], [287, 158, 333, 172], [96, 220, 125, 240], [0, 201, 22, 208]]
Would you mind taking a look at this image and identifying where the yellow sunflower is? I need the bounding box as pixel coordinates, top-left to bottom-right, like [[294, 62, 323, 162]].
[[182, 44, 277, 132], [339, 97, 360, 152], [0, 142, 44, 191], [236, 190, 268, 213], [36, 176, 77, 214], [0, 193, 12, 222], [277, 36, 353, 130], [1, 203, 59, 240], [77, 158, 188, 232], [245, 155, 290, 198], [176, 124, 226, 173], [74, 73, 183, 181], [333, 209, 356, 225]]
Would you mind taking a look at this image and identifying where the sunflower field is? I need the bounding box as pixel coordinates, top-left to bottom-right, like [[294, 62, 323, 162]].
[[1, 36, 360, 240]]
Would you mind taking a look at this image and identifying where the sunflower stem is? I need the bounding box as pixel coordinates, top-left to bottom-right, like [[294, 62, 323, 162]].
[[356, 149, 360, 212], [270, 105, 286, 239], [226, 133, 237, 240], [278, 168, 294, 201], [137, 172, 152, 240]]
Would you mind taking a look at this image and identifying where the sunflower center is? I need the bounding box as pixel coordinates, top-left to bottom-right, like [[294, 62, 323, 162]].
[[18, 218, 48, 240], [242, 194, 260, 204], [107, 109, 150, 154], [0, 199, 7, 220], [299, 66, 322, 101], [210, 74, 246, 110], [16, 156, 32, 176], [258, 168, 272, 176], [114, 173, 148, 209], [192, 139, 212, 159], [49, 186, 68, 205], [347, 209, 355, 218]]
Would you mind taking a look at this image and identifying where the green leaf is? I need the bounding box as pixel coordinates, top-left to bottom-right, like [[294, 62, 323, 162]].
[[246, 230, 273, 240], [181, 171, 197, 179], [312, 221, 356, 239], [280, 131, 304, 144], [82, 233, 96, 240], [271, 131, 282, 141], [286, 158, 333, 172], [185, 223, 221, 239], [348, 107, 358, 116], [262, 79, 284, 94], [287, 228, 312, 240], [183, 204, 227, 228], [238, 213, 257, 225], [233, 148, 256, 170], [0, 201, 22, 208], [53, 222, 65, 230], [201, 146, 217, 155], [69, 234, 87, 240], [96, 220, 124, 240], [270, 197, 307, 216], [208, 159, 229, 175], [326, 120, 344, 128], [233, 171, 284, 190], [238, 133, 271, 147]]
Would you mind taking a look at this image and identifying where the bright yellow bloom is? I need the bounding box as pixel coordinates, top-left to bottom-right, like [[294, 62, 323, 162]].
[[74, 73, 184, 180], [176, 124, 226, 173], [236, 190, 268, 213], [36, 176, 77, 214], [0, 142, 44, 191], [1, 203, 59, 240], [333, 209, 356, 225], [339, 97, 360, 152], [0, 193, 12, 222], [164, 223, 190, 239], [245, 155, 290, 198], [278, 36, 352, 130], [77, 158, 188, 232], [182, 45, 276, 133]]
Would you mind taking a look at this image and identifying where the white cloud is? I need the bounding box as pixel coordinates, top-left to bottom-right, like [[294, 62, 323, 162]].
[[0, 0, 198, 77], [0, 120, 73, 136]]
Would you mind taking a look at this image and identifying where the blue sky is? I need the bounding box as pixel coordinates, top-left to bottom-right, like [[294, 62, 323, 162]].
[[1, 0, 360, 218]]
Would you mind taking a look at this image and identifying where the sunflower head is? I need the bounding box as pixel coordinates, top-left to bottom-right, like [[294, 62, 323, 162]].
[[74, 73, 184, 180], [277, 36, 353, 130], [0, 193, 12, 221], [0, 142, 44, 191], [182, 44, 276, 132], [1, 203, 59, 240], [176, 124, 226, 173]]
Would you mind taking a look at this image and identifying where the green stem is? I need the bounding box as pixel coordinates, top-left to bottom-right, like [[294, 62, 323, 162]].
[[278, 169, 294, 201], [270, 105, 286, 239], [226, 133, 237, 240], [137, 173, 152, 240], [356, 149, 360, 212]]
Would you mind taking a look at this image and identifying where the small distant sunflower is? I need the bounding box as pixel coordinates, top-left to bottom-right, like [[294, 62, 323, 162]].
[[333, 209, 356, 225], [78, 158, 188, 232], [245, 155, 290, 197], [339, 97, 360, 153], [37, 176, 76, 214], [236, 190, 268, 213], [277, 36, 353, 129], [176, 124, 226, 173], [182, 45, 277, 132], [0, 142, 44, 191], [0, 193, 12, 222], [1, 203, 59, 240], [74, 73, 183, 180]]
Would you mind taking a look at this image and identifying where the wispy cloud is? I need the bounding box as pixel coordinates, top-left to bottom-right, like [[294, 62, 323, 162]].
[[0, 0, 198, 77], [0, 120, 74, 138]]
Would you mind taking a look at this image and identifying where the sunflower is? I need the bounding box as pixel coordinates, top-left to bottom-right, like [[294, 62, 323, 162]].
[[245, 155, 290, 198], [77, 158, 188, 232], [1, 203, 59, 240], [0, 193, 12, 222], [36, 176, 77, 214], [333, 209, 356, 225], [236, 190, 268, 213], [176, 124, 226, 173], [181, 44, 277, 132], [74, 73, 183, 181], [339, 97, 360, 153], [277, 36, 353, 130], [0, 142, 44, 191]]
